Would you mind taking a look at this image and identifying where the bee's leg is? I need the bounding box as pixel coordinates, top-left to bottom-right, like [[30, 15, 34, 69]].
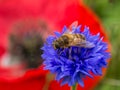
[[68, 47, 72, 60]]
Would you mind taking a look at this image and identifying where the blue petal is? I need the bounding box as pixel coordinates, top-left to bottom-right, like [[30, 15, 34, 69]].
[[46, 36, 55, 44], [77, 76, 84, 87], [79, 70, 93, 78], [72, 25, 81, 33], [91, 69, 97, 75], [62, 26, 68, 34], [54, 31, 62, 37], [96, 37, 104, 45], [61, 76, 70, 86], [76, 25, 82, 32], [82, 26, 90, 38], [95, 46, 104, 52], [96, 68, 102, 75]]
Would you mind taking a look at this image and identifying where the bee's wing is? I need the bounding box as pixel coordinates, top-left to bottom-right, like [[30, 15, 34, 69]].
[[63, 29, 71, 34], [71, 39, 95, 48], [69, 21, 78, 30], [63, 21, 78, 34], [83, 41, 95, 48]]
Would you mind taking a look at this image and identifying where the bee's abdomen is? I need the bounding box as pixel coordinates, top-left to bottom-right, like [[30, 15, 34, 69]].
[[74, 33, 85, 40]]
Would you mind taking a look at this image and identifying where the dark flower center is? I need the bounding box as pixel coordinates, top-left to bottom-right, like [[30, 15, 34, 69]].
[[9, 19, 50, 69]]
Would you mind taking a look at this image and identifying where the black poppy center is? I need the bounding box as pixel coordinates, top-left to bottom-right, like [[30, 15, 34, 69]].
[[9, 31, 44, 69], [8, 20, 50, 69]]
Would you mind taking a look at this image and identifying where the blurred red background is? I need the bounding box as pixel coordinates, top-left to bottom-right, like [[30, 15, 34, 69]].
[[0, 0, 111, 90]]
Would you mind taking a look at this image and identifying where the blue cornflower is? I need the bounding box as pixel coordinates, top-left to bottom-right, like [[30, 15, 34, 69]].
[[41, 22, 110, 87]]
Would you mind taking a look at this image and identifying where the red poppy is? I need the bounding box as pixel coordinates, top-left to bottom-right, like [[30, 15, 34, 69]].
[[0, 0, 111, 90]]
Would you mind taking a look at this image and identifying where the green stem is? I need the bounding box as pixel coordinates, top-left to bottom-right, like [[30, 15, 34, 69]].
[[71, 84, 77, 90]]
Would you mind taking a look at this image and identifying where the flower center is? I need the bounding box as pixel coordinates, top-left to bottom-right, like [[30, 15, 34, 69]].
[[9, 19, 50, 69]]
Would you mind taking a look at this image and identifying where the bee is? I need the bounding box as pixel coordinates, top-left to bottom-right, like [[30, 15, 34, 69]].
[[52, 21, 95, 49]]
